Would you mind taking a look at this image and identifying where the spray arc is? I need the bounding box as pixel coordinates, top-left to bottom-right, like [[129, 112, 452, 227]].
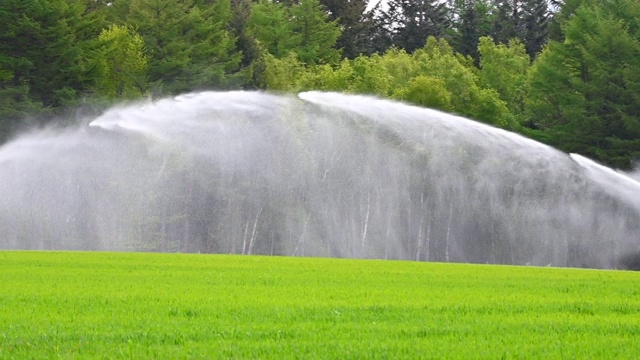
[[1, 91, 638, 269]]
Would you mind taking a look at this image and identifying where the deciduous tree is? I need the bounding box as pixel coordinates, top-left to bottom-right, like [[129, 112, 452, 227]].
[[477, 36, 530, 118], [93, 25, 148, 99]]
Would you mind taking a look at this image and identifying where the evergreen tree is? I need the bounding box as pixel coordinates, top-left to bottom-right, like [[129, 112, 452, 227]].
[[126, 0, 241, 94], [0, 68, 42, 139], [229, 0, 261, 70], [457, 1, 480, 59], [448, 0, 495, 62], [247, 0, 296, 58], [320, 0, 371, 58], [289, 0, 342, 64], [521, 0, 549, 58], [527, 0, 640, 168], [248, 0, 341, 64], [547, 0, 582, 41], [491, 0, 520, 45], [0, 0, 104, 108], [384, 0, 450, 52], [491, 0, 549, 58], [365, 1, 394, 54]]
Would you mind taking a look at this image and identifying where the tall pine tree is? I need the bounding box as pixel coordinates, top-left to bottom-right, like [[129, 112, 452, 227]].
[[491, 0, 549, 58], [384, 0, 450, 52], [289, 0, 342, 64], [320, 0, 371, 58], [451, 0, 495, 62]]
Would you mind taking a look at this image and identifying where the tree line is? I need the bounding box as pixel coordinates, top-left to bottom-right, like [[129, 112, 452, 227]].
[[1, 0, 639, 168]]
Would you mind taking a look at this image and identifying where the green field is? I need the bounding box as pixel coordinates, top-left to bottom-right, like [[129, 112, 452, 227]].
[[1, 251, 639, 359]]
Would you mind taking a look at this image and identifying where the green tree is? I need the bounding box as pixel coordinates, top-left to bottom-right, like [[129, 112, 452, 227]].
[[126, 0, 241, 94], [396, 75, 454, 111], [289, 0, 342, 64], [348, 54, 393, 95], [320, 0, 371, 58], [229, 0, 262, 74], [247, 0, 296, 58], [384, 0, 450, 52], [477, 36, 530, 119], [93, 25, 148, 99], [259, 52, 306, 91], [450, 0, 495, 62], [247, 0, 341, 64], [413, 37, 512, 127], [0, 0, 104, 107], [526, 0, 640, 168], [301, 58, 356, 91], [0, 69, 42, 139], [377, 48, 419, 93]]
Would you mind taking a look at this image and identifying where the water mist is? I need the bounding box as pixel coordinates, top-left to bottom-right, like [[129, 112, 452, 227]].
[[1, 91, 638, 269]]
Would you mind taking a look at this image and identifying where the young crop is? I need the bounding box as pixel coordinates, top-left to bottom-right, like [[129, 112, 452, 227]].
[[1, 251, 639, 358]]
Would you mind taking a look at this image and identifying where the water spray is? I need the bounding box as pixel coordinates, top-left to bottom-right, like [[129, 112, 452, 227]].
[[1, 91, 638, 269]]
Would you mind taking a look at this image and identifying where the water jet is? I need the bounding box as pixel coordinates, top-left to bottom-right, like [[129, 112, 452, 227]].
[[1, 91, 638, 269]]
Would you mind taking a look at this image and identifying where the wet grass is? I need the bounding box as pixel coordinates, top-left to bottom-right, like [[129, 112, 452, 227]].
[[1, 251, 639, 359]]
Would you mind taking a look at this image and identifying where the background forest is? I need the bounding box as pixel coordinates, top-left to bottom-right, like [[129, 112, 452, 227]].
[[1, 0, 639, 169]]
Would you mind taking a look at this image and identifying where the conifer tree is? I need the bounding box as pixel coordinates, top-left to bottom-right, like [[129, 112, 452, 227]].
[[247, 0, 296, 58], [384, 0, 450, 52], [365, 1, 395, 54], [491, 0, 549, 58], [248, 0, 341, 64], [320, 0, 371, 58], [527, 0, 640, 168], [449, 0, 495, 62], [126, 0, 240, 94], [0, 0, 104, 107], [289, 0, 342, 64], [521, 0, 549, 57]]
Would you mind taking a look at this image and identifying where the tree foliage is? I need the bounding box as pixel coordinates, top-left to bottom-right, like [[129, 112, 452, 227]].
[[450, 0, 495, 62], [248, 0, 341, 65], [526, 0, 640, 167], [125, 0, 240, 94], [478, 36, 529, 117], [93, 25, 148, 99], [383, 0, 451, 53], [247, 1, 295, 58], [0, 0, 639, 168], [320, 0, 371, 58], [262, 36, 511, 127], [0, 0, 104, 108]]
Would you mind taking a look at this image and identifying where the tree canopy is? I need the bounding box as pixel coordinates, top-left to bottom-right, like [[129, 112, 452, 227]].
[[526, 0, 640, 167], [1, 0, 639, 168]]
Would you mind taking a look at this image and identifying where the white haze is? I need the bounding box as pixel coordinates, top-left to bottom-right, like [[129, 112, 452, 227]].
[[0, 91, 639, 269]]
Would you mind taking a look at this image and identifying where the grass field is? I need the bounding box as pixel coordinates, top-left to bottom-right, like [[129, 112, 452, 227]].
[[1, 251, 639, 359]]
